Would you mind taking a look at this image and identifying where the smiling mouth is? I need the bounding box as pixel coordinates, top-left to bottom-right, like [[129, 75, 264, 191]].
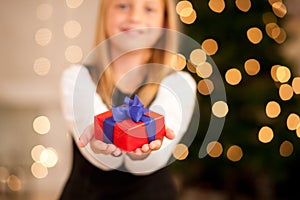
[[122, 27, 146, 36]]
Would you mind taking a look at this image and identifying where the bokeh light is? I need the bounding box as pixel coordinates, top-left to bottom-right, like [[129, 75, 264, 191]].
[[33, 57, 51, 76], [286, 113, 300, 131], [31, 162, 48, 179], [197, 79, 214, 95], [279, 84, 294, 101], [33, 116, 51, 135], [173, 143, 189, 160], [208, 0, 225, 13], [227, 145, 243, 162], [176, 0, 193, 15], [7, 175, 22, 192], [0, 166, 9, 183], [212, 101, 229, 118], [40, 147, 58, 168], [207, 141, 223, 158], [276, 66, 291, 83], [262, 12, 278, 24], [244, 59, 260, 76], [35, 28, 52, 46], [274, 28, 287, 44], [187, 61, 196, 73], [190, 49, 207, 66], [272, 1, 287, 18], [292, 77, 300, 94], [32, 116, 51, 134], [279, 140, 293, 157], [235, 0, 251, 12], [225, 68, 242, 85], [36, 3, 53, 21], [266, 101, 281, 118], [170, 53, 186, 71], [180, 9, 197, 24], [31, 145, 46, 162], [196, 62, 213, 78], [65, 45, 83, 63], [202, 38, 218, 56], [258, 126, 274, 143], [270, 64, 280, 82], [64, 20, 82, 39], [247, 27, 263, 44], [66, 0, 84, 8]]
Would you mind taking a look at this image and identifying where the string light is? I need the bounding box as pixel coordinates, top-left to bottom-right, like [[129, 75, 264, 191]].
[[225, 68, 242, 85], [279, 140, 293, 157], [208, 0, 225, 13], [258, 126, 274, 143], [207, 141, 223, 158], [197, 79, 214, 95], [173, 144, 189, 160], [212, 101, 229, 118], [265, 101, 281, 118], [227, 145, 243, 162]]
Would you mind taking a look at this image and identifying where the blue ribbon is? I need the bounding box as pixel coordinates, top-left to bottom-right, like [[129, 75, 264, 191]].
[[103, 95, 156, 144]]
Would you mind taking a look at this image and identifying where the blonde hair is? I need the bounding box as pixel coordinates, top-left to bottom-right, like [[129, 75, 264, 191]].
[[90, 0, 180, 108]]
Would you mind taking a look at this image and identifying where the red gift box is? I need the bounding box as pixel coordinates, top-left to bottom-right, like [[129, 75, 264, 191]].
[[94, 110, 166, 152]]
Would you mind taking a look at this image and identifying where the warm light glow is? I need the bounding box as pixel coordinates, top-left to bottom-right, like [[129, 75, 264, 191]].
[[244, 59, 260, 76], [227, 145, 243, 162], [268, 0, 283, 5], [286, 113, 300, 131], [31, 162, 48, 179], [208, 0, 225, 13], [272, 2, 287, 18], [36, 4, 53, 21], [64, 20, 82, 39], [190, 49, 207, 66], [279, 84, 294, 101], [173, 144, 189, 160], [202, 39, 218, 55], [276, 66, 291, 83], [170, 53, 186, 71], [7, 175, 22, 192], [187, 61, 196, 73], [180, 7, 194, 17], [66, 0, 84, 8], [180, 9, 197, 24], [262, 12, 277, 24], [225, 68, 242, 85], [279, 140, 293, 157], [176, 1, 193, 15], [292, 77, 300, 94], [266, 101, 281, 118], [35, 28, 52, 46], [235, 0, 251, 12], [33, 57, 51, 76], [0, 166, 9, 183], [196, 62, 213, 78], [270, 65, 280, 82], [247, 27, 263, 44], [297, 126, 300, 138], [198, 79, 214, 95], [31, 145, 46, 162], [207, 141, 223, 158], [266, 23, 280, 39], [65, 45, 83, 63], [258, 126, 274, 143], [212, 101, 229, 118], [33, 116, 51, 135], [40, 147, 58, 168], [274, 28, 287, 44]]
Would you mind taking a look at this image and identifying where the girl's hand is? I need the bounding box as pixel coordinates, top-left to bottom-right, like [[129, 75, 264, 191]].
[[78, 124, 122, 157], [127, 127, 175, 160]]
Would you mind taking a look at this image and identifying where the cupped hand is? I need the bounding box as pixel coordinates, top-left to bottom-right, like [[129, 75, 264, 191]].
[[127, 127, 175, 160], [78, 124, 122, 157]]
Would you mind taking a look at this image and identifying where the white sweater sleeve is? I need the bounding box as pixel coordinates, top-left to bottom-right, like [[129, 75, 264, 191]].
[[124, 71, 197, 175], [60, 65, 123, 170]]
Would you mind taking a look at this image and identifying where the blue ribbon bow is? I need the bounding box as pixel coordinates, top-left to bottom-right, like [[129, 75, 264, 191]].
[[112, 95, 148, 122]]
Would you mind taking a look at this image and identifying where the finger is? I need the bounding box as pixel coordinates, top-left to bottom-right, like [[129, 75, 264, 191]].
[[112, 148, 122, 157], [149, 140, 162, 150], [133, 148, 143, 155], [105, 144, 117, 154], [90, 138, 108, 154], [141, 144, 150, 153], [78, 124, 94, 147], [165, 128, 175, 140]]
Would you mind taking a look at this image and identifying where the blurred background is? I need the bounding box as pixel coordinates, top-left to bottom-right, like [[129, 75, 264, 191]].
[[0, 0, 299, 199]]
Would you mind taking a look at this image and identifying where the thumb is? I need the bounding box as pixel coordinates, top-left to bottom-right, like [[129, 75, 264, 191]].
[[165, 127, 175, 140], [78, 124, 94, 147]]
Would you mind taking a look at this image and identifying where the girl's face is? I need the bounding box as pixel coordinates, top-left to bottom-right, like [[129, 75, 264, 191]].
[[105, 0, 166, 51]]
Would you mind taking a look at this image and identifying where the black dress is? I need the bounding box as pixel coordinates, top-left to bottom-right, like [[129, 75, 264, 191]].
[[59, 89, 178, 200]]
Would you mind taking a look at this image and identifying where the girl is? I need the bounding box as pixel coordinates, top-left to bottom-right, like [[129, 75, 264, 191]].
[[60, 0, 196, 199]]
